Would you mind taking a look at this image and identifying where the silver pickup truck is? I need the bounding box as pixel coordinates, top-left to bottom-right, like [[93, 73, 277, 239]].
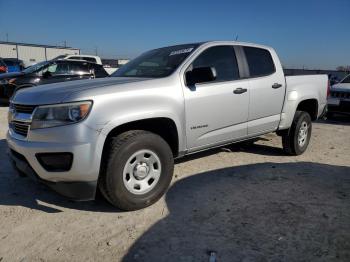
[[7, 41, 328, 210]]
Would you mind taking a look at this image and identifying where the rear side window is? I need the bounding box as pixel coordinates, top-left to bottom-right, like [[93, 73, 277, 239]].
[[82, 57, 97, 63], [244, 47, 275, 77], [191, 46, 240, 82], [92, 64, 108, 77], [69, 56, 81, 60]]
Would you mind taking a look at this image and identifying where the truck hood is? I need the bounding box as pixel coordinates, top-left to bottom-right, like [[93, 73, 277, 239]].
[[331, 83, 350, 92], [12, 77, 149, 105]]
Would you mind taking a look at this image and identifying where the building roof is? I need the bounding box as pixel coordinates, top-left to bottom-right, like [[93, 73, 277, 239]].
[[0, 41, 79, 50]]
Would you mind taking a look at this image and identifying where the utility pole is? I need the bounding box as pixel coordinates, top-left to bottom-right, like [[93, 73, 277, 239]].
[[6, 33, 9, 42], [63, 40, 67, 48], [94, 46, 98, 56]]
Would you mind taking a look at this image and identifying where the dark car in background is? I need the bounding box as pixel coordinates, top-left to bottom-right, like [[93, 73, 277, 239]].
[[2, 58, 25, 72], [0, 59, 109, 102], [0, 58, 7, 74]]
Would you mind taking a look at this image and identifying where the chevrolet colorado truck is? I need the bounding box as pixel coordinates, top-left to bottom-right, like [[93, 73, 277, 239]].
[[7, 41, 329, 210]]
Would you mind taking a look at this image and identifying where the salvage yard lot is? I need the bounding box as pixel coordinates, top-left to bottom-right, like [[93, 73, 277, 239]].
[[0, 106, 349, 261]]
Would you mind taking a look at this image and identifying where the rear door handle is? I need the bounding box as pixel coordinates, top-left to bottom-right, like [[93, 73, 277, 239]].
[[272, 83, 282, 89], [233, 88, 247, 94]]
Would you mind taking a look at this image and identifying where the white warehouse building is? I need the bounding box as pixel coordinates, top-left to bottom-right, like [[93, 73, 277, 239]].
[[0, 41, 80, 67]]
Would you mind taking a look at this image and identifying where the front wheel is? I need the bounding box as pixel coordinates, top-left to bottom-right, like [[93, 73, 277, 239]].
[[282, 111, 312, 155], [99, 130, 174, 211]]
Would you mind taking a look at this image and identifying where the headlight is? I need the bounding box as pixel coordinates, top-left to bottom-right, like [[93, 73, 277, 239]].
[[31, 101, 92, 129]]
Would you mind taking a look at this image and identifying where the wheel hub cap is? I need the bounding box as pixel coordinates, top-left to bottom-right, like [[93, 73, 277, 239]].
[[134, 163, 150, 180], [123, 149, 162, 195], [298, 121, 308, 147]]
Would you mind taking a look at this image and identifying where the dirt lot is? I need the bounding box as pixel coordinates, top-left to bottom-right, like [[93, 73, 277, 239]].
[[0, 106, 349, 262]]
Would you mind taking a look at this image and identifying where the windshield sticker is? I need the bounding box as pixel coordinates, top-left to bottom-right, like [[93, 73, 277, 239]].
[[169, 48, 194, 56]]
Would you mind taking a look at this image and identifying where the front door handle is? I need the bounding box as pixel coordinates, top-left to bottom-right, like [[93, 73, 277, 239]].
[[233, 88, 247, 94], [272, 83, 282, 89]]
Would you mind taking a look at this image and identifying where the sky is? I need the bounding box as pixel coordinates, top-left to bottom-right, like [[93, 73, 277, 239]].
[[0, 0, 349, 70]]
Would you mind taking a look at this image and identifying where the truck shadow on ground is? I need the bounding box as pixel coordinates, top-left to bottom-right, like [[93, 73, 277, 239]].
[[123, 162, 350, 262]]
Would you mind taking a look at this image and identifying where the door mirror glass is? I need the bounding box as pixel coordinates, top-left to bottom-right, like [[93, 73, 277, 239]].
[[186, 67, 216, 86]]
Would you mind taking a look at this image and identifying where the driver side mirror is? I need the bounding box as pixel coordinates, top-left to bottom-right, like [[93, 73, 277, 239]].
[[185, 67, 217, 86], [42, 71, 52, 78]]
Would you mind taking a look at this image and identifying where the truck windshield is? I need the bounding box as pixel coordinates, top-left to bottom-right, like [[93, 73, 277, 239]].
[[112, 44, 199, 78]]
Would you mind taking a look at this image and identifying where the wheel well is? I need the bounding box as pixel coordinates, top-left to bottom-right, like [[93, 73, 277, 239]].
[[102, 118, 179, 158], [296, 99, 318, 120]]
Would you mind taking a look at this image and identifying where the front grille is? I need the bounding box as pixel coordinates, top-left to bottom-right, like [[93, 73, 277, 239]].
[[11, 121, 30, 137], [331, 91, 350, 99], [9, 103, 36, 137], [13, 104, 36, 114]]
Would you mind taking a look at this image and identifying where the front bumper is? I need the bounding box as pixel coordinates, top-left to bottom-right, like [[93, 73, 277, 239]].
[[8, 148, 97, 200], [6, 121, 104, 200]]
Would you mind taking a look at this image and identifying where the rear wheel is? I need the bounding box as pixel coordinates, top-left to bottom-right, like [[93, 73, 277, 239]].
[[282, 111, 312, 155], [99, 130, 174, 211]]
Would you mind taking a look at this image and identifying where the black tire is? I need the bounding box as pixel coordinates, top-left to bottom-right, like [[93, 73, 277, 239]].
[[282, 111, 312, 155], [99, 130, 174, 211], [327, 111, 334, 119]]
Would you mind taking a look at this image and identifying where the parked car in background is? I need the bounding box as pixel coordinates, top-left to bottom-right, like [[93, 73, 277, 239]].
[[0, 58, 8, 73], [0, 59, 108, 101], [2, 58, 25, 72], [62, 54, 103, 64], [7, 41, 328, 211], [328, 74, 350, 116], [56, 54, 119, 75]]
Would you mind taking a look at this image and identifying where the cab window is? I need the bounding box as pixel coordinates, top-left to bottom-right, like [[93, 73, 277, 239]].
[[190, 46, 240, 82], [244, 47, 276, 77]]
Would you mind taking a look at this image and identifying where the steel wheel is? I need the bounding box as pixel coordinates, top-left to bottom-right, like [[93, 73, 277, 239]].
[[123, 149, 162, 195], [298, 121, 308, 147]]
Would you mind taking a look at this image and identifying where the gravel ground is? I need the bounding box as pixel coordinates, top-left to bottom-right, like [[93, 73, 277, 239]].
[[0, 106, 349, 262]]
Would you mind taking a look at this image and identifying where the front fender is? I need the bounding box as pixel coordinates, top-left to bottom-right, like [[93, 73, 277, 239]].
[[88, 111, 185, 174]]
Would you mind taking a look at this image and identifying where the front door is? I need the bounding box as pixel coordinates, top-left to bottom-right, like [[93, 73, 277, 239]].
[[183, 45, 250, 151]]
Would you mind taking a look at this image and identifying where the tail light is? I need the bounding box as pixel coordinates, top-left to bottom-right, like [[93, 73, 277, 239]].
[[327, 80, 331, 98], [0, 65, 7, 73]]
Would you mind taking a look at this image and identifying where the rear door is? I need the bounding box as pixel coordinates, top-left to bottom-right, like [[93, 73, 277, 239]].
[[242, 46, 286, 135], [183, 45, 250, 150]]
